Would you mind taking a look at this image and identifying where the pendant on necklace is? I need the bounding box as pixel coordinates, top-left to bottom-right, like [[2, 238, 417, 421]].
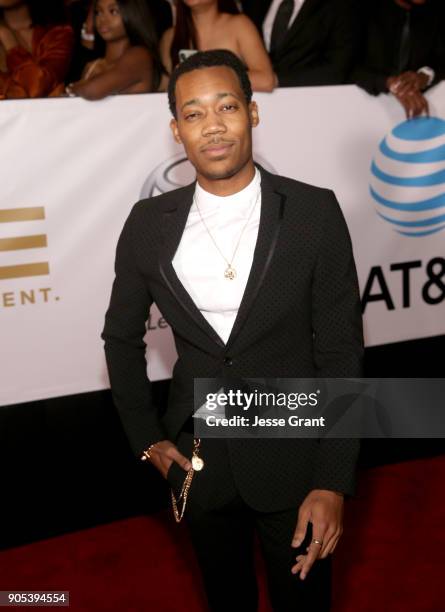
[[224, 265, 236, 280], [192, 455, 204, 471]]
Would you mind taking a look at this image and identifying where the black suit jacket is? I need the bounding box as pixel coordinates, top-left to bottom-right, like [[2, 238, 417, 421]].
[[241, 0, 358, 87], [350, 0, 445, 95], [101, 164, 364, 512]]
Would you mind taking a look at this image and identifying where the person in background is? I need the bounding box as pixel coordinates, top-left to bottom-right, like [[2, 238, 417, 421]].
[[159, 0, 276, 92], [65, 0, 164, 100], [65, 0, 171, 83], [241, 0, 358, 87], [350, 0, 445, 119], [0, 0, 74, 99], [65, 0, 96, 82]]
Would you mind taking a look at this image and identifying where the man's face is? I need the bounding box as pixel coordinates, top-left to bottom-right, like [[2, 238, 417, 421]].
[[170, 66, 259, 182]]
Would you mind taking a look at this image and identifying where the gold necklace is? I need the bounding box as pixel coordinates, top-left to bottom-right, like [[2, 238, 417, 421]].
[[194, 187, 260, 280]]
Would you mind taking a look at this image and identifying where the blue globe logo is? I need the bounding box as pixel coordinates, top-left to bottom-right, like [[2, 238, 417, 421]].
[[370, 117, 445, 237]]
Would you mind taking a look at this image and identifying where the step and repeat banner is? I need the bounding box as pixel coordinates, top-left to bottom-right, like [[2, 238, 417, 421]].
[[1, 85, 444, 405]]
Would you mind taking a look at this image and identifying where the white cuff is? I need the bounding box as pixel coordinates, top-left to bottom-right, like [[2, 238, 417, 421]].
[[81, 24, 95, 43], [417, 66, 435, 88]]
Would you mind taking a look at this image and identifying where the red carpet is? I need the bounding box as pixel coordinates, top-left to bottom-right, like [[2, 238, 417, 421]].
[[0, 455, 443, 611]]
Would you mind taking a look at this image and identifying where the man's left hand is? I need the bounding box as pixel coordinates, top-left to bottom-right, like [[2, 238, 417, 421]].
[[290, 489, 344, 580]]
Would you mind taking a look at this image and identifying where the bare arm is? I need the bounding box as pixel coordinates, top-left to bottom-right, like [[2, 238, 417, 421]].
[[69, 46, 154, 100], [234, 15, 276, 92]]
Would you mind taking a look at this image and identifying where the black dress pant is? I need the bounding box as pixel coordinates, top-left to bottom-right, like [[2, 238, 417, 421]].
[[168, 429, 332, 612]]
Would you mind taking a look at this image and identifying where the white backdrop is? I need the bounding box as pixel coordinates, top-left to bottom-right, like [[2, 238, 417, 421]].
[[1, 84, 444, 405]]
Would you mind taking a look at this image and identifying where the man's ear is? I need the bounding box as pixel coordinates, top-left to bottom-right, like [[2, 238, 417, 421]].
[[249, 101, 260, 128], [170, 118, 182, 144]]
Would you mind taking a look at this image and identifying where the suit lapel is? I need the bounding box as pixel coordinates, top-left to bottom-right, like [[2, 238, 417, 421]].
[[279, 0, 320, 51], [159, 182, 226, 349], [225, 165, 286, 350], [158, 165, 286, 352]]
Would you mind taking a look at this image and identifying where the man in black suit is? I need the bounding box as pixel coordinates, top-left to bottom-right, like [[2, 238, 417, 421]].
[[241, 0, 358, 87], [350, 0, 445, 118], [101, 50, 363, 611]]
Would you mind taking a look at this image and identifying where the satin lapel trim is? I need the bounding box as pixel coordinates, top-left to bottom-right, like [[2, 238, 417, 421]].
[[158, 183, 226, 349], [225, 167, 286, 351]]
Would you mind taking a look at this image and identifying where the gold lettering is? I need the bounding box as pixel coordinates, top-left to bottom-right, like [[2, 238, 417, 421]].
[[3, 292, 14, 307], [1, 287, 54, 307], [21, 290, 35, 304], [39, 288, 51, 302]]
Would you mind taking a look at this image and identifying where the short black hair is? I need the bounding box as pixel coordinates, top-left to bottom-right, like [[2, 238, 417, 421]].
[[167, 49, 253, 119]]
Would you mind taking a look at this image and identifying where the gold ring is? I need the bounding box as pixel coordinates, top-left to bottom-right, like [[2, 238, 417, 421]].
[[312, 539, 323, 546]]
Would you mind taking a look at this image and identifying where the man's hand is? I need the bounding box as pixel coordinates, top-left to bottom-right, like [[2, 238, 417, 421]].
[[146, 440, 192, 479], [290, 489, 344, 580], [387, 72, 430, 119]]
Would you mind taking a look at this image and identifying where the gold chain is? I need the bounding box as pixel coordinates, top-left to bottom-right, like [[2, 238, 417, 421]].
[[170, 438, 203, 523], [193, 186, 260, 280]]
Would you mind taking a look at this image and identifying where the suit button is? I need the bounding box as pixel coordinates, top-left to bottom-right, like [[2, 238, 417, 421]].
[[224, 356, 233, 366]]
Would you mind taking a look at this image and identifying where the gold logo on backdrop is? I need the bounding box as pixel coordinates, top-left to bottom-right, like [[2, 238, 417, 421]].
[[0, 207, 49, 280], [0, 207, 58, 308]]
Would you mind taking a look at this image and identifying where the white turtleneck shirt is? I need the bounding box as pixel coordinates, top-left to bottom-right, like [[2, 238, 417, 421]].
[[172, 167, 262, 345]]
